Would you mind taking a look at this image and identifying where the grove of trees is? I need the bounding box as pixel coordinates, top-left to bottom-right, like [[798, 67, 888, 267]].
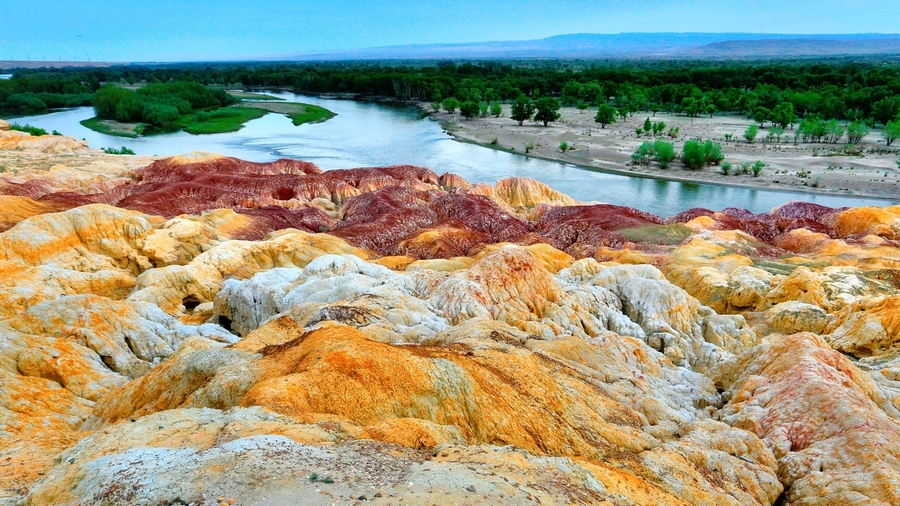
[[4, 59, 900, 139]]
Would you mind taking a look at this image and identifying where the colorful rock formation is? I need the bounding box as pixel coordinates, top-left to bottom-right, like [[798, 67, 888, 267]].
[[1, 146, 898, 505]]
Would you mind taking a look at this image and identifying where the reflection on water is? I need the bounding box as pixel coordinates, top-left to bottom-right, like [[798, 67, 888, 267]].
[[10, 92, 898, 216]]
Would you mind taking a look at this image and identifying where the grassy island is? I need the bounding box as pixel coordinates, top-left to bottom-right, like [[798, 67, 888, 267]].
[[75, 82, 334, 137]]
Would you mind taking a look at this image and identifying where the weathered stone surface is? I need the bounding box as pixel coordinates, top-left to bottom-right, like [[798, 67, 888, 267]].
[[716, 333, 900, 505], [2, 151, 900, 505], [81, 324, 780, 506]]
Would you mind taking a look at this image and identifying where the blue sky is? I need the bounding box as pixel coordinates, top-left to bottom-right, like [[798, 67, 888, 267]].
[[2, 0, 899, 62]]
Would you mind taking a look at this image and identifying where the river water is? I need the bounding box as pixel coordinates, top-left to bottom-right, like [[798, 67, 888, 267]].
[[10, 92, 898, 216]]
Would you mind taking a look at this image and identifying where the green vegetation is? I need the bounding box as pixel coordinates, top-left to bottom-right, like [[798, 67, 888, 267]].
[[92, 81, 237, 128], [102, 146, 136, 155], [654, 140, 675, 168], [242, 101, 336, 126], [6, 61, 900, 150], [442, 97, 460, 113], [846, 120, 870, 144], [559, 141, 569, 152], [490, 102, 502, 117], [511, 95, 535, 125], [721, 161, 732, 175], [533, 97, 561, 126], [631, 139, 675, 169], [174, 107, 267, 134], [882, 120, 900, 146], [594, 104, 617, 128], [81, 81, 334, 136], [459, 100, 479, 120], [8, 123, 48, 136], [225, 91, 284, 101], [743, 124, 759, 143], [79, 116, 144, 137], [681, 139, 723, 170]]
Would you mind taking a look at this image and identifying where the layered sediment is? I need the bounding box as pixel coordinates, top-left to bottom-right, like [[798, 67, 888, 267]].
[[1, 134, 899, 505]]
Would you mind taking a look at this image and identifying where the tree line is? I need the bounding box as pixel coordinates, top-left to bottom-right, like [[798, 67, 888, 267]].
[[3, 59, 900, 130], [90, 81, 236, 127]]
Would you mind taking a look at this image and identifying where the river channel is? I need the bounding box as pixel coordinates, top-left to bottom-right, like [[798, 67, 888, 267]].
[[11, 92, 898, 216]]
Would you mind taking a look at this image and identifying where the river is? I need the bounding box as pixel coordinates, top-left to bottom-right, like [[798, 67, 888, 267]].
[[10, 92, 898, 216]]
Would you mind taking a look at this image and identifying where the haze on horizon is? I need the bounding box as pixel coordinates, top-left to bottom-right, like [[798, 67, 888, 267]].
[[3, 0, 900, 62]]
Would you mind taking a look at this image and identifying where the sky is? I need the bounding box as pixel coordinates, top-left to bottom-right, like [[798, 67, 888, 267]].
[[2, 0, 899, 62]]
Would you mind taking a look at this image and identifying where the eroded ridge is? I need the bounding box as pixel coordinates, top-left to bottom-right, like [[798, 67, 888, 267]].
[[1, 147, 899, 505]]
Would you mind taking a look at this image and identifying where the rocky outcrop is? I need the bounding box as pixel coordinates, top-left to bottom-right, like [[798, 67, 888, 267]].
[[2, 151, 900, 505], [716, 333, 900, 505]]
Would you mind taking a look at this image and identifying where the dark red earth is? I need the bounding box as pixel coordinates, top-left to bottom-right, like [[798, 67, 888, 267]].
[[1, 155, 857, 258]]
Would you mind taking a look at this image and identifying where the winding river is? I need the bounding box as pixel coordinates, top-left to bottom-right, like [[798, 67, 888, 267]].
[[11, 92, 898, 216]]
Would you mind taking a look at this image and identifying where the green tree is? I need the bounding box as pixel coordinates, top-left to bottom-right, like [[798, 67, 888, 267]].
[[771, 102, 797, 129], [643, 117, 652, 133], [632, 141, 654, 165], [681, 139, 706, 170], [653, 140, 675, 169], [752, 107, 771, 127], [594, 105, 617, 128], [846, 121, 870, 144], [872, 97, 900, 126], [744, 124, 759, 143], [533, 97, 561, 126], [510, 95, 535, 125], [883, 120, 900, 146], [92, 85, 133, 119], [617, 108, 628, 121], [576, 100, 589, 113], [490, 102, 502, 117], [141, 104, 179, 127], [442, 97, 460, 114], [703, 140, 724, 165], [459, 100, 479, 120]]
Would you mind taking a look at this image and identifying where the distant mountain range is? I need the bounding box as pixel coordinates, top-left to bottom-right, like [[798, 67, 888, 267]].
[[286, 33, 900, 61]]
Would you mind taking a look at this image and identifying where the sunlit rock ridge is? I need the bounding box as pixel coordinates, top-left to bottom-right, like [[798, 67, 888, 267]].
[[1, 132, 900, 505]]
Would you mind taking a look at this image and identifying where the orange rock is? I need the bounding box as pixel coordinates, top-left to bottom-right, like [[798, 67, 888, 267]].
[[717, 333, 900, 504]]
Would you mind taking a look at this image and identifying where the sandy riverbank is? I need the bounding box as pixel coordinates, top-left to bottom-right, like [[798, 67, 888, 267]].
[[426, 103, 900, 202]]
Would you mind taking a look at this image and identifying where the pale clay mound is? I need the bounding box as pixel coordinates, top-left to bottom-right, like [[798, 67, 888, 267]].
[[0, 148, 900, 505]]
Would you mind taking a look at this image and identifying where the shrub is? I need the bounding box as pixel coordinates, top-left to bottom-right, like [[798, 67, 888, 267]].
[[631, 141, 654, 165], [141, 103, 179, 127], [846, 121, 870, 144], [703, 140, 723, 164], [667, 126, 680, 139], [721, 161, 732, 175], [653, 140, 675, 169], [635, 128, 643, 136], [9, 123, 48, 136], [681, 139, 706, 170], [559, 141, 569, 152], [102, 146, 136, 155], [743, 124, 758, 143], [724, 133, 733, 142], [751, 161, 765, 177], [459, 100, 479, 120], [490, 102, 502, 117], [442, 97, 460, 113]]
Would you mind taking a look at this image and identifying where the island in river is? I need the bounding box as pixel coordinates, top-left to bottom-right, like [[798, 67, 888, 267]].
[[80, 91, 335, 137]]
